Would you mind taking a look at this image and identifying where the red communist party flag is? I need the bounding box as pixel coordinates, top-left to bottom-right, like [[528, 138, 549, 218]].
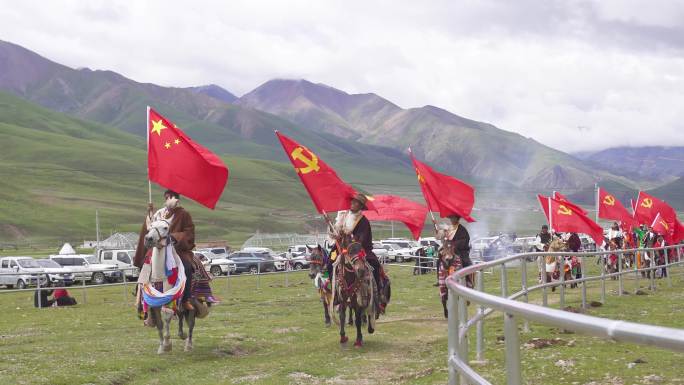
[[147, 107, 228, 209], [598, 187, 637, 228], [411, 152, 475, 222], [651, 213, 674, 243], [634, 191, 677, 227], [276, 131, 357, 214], [674, 219, 684, 243], [364, 195, 428, 240], [553, 191, 588, 216], [539, 195, 604, 245]]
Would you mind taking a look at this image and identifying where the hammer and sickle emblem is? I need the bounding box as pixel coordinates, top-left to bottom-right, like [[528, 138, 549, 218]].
[[291, 147, 320, 174], [603, 195, 615, 206], [660, 220, 669, 230], [557, 205, 572, 216], [416, 169, 425, 184], [641, 198, 653, 208]]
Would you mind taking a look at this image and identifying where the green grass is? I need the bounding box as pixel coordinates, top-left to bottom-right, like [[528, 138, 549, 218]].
[[1, 263, 684, 384]]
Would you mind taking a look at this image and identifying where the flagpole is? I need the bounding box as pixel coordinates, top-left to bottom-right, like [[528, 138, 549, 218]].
[[146, 106, 152, 205], [409, 146, 439, 234], [548, 196, 553, 233], [595, 183, 599, 223]]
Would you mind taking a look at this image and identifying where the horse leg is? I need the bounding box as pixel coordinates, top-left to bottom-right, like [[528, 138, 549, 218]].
[[184, 308, 196, 352], [323, 301, 331, 327], [178, 311, 187, 340], [354, 307, 363, 347], [339, 304, 348, 344], [348, 309, 354, 326], [162, 309, 173, 352], [150, 308, 165, 354]]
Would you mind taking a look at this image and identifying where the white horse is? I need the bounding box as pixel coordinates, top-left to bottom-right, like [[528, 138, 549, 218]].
[[137, 217, 191, 354]]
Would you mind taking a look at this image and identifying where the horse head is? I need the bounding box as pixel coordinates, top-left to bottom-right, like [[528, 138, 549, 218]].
[[548, 238, 567, 253], [346, 242, 367, 280], [308, 244, 327, 279], [144, 219, 172, 249]]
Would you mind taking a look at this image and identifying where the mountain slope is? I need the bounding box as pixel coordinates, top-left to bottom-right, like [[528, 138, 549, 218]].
[[238, 79, 630, 190], [575, 146, 684, 182], [648, 177, 684, 210]]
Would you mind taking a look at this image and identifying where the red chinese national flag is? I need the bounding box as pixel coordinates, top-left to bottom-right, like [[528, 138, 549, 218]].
[[364, 195, 428, 240], [598, 187, 637, 228], [553, 192, 588, 216], [147, 107, 228, 209], [539, 195, 604, 245], [276, 131, 357, 213], [634, 191, 676, 227], [411, 153, 475, 222]]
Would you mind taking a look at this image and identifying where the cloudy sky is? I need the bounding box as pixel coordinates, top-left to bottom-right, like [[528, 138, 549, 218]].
[[1, 0, 683, 152]]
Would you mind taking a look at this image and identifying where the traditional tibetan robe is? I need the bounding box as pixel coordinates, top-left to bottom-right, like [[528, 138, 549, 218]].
[[134, 206, 195, 268]]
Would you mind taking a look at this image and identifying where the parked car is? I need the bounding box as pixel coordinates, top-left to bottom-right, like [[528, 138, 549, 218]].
[[419, 237, 441, 249], [241, 247, 285, 270], [0, 257, 48, 289], [287, 244, 316, 257], [49, 255, 122, 285], [200, 247, 231, 260], [279, 252, 310, 270], [380, 243, 413, 263], [35, 259, 75, 286], [228, 251, 277, 274], [372, 242, 390, 263], [98, 249, 139, 279], [510, 236, 536, 254], [195, 250, 236, 277]]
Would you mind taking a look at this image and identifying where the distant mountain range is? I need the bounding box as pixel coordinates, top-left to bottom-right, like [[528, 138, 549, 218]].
[[0, 39, 681, 243]]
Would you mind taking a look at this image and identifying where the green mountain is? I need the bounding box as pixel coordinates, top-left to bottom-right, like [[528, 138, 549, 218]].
[[648, 178, 684, 210], [0, 91, 387, 245]]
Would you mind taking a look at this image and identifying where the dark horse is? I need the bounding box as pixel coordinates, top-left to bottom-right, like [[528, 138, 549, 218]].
[[437, 237, 463, 318], [308, 245, 334, 327], [332, 239, 377, 347]]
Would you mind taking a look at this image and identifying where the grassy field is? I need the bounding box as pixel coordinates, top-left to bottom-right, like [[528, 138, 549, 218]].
[[2, 261, 684, 385]]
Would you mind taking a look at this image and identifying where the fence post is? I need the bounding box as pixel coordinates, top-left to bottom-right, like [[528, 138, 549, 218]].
[[503, 312, 523, 385], [635, 251, 640, 293], [541, 256, 548, 307], [447, 284, 460, 385], [501, 264, 508, 297], [559, 258, 565, 309], [121, 268, 127, 303], [257, 260, 261, 290], [665, 248, 672, 288], [458, 276, 469, 372], [600, 253, 606, 304], [37, 274, 42, 308], [618, 252, 623, 296], [285, 260, 289, 288], [650, 256, 656, 292], [476, 271, 485, 361], [581, 256, 587, 309], [520, 258, 529, 332], [82, 275, 87, 304]]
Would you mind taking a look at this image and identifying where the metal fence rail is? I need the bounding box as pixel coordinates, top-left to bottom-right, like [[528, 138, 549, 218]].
[[446, 244, 684, 385]]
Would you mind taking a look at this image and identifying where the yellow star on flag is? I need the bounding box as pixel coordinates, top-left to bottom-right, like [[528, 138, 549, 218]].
[[164, 142, 171, 149], [174, 138, 181, 145], [151, 119, 167, 136]]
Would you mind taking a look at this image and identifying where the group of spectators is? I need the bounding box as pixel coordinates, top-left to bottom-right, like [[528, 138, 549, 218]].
[[33, 275, 77, 308]]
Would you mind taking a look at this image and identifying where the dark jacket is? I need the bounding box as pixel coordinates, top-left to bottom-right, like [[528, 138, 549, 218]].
[[568, 233, 581, 253], [351, 215, 377, 260], [450, 224, 471, 260], [134, 206, 195, 268]]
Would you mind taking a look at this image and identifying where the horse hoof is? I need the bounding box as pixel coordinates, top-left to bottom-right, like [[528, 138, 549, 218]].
[[340, 335, 348, 344], [184, 342, 193, 352], [354, 340, 363, 348], [325, 321, 331, 328], [179, 332, 187, 340], [368, 327, 374, 334], [157, 346, 165, 354]]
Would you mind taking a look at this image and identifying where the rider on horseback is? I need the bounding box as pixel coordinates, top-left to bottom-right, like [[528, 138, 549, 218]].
[[329, 193, 386, 310], [134, 189, 197, 312]]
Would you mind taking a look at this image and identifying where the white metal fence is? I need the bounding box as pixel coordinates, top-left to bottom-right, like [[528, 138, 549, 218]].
[[445, 244, 684, 385]]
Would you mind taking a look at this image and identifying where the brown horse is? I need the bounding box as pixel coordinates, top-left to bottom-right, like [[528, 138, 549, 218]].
[[307, 245, 346, 327], [331, 239, 377, 347], [437, 238, 463, 318]]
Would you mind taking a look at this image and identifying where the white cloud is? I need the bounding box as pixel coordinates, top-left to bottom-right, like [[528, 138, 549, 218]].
[[1, 0, 683, 152]]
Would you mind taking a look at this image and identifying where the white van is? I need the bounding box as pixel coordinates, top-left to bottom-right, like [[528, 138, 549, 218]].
[[98, 249, 139, 279], [0, 257, 48, 289]]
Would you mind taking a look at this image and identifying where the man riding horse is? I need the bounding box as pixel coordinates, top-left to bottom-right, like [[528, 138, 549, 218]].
[[134, 190, 197, 312], [329, 193, 387, 312]]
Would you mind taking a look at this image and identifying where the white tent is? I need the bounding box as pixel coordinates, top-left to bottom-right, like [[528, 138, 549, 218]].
[[58, 243, 76, 255]]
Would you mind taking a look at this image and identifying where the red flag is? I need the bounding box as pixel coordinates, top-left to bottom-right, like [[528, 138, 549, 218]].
[[411, 152, 475, 222], [674, 219, 684, 243], [538, 194, 550, 219], [553, 192, 588, 215], [276, 131, 357, 213], [364, 195, 428, 240], [539, 195, 604, 245], [634, 191, 677, 227], [147, 107, 228, 209], [651, 213, 674, 243], [598, 187, 637, 228]]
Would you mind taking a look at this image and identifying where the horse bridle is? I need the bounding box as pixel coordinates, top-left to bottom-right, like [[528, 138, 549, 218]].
[[151, 219, 172, 249]]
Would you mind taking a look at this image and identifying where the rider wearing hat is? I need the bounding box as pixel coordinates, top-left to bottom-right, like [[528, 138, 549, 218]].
[[446, 214, 472, 270], [331, 193, 383, 295]]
